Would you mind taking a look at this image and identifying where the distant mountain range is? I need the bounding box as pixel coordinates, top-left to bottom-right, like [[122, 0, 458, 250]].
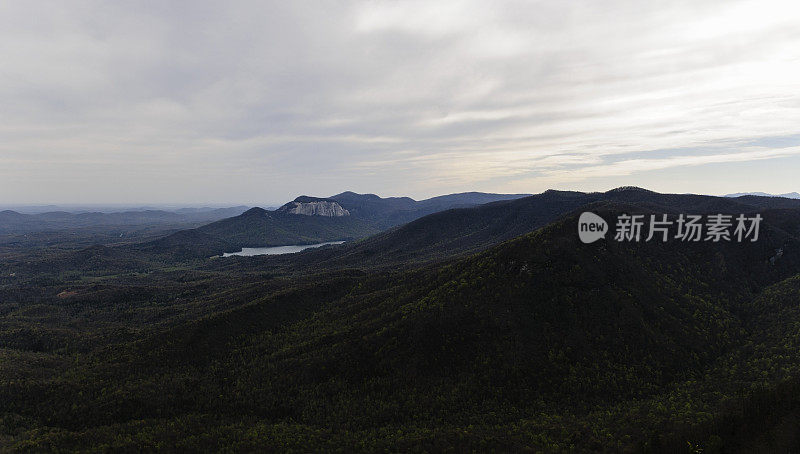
[[0, 204, 265, 215], [0, 206, 250, 234], [148, 191, 532, 255], [725, 191, 800, 199], [236, 186, 800, 270], [329, 191, 531, 228], [15, 187, 800, 268], [143, 187, 800, 260]]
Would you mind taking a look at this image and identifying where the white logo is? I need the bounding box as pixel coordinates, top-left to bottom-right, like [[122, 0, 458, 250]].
[[578, 212, 608, 244]]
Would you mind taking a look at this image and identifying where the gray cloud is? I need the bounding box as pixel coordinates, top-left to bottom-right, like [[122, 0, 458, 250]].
[[2, 0, 800, 204]]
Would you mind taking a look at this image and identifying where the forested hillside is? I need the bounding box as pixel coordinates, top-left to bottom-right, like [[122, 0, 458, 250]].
[[2, 192, 800, 451], [196, 207, 380, 250]]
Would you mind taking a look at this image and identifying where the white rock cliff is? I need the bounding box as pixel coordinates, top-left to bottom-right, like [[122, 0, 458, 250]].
[[280, 201, 350, 217]]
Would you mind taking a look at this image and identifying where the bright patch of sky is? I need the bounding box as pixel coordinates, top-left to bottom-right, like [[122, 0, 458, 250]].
[[1, 0, 799, 204]]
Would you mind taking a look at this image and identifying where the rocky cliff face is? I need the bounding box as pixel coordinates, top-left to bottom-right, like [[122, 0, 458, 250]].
[[279, 200, 350, 217]]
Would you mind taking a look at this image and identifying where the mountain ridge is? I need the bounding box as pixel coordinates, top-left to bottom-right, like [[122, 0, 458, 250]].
[[229, 187, 799, 272], [145, 191, 535, 254], [726, 191, 800, 199]]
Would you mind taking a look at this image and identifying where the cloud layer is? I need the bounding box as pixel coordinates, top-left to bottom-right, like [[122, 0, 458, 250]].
[[2, 0, 800, 203]]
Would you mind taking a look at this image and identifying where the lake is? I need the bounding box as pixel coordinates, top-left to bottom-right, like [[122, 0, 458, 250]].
[[222, 241, 345, 257]]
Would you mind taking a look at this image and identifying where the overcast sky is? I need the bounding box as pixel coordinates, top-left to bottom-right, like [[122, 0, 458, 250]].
[[2, 0, 800, 205]]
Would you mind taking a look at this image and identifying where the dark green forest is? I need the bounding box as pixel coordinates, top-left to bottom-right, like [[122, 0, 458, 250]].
[[2, 189, 800, 452]]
